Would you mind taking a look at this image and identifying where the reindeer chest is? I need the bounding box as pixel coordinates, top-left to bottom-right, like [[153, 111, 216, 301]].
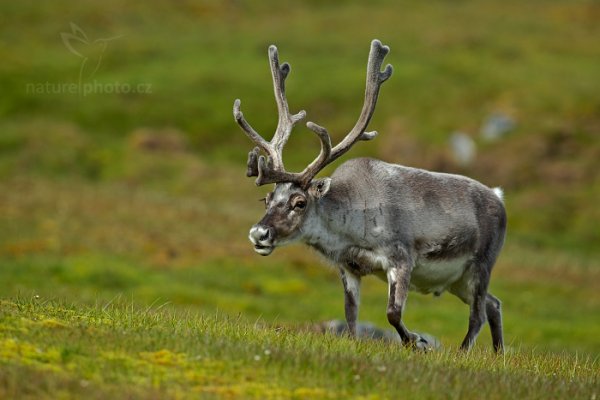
[[345, 259, 381, 277], [341, 246, 389, 278]]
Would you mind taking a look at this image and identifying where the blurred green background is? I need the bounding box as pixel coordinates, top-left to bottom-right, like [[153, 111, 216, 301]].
[[0, 0, 598, 354]]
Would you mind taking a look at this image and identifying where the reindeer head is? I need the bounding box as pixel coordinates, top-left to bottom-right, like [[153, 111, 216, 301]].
[[233, 40, 392, 256]]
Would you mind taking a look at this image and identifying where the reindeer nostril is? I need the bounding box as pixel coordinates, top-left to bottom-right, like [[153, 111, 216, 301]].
[[259, 229, 270, 241]]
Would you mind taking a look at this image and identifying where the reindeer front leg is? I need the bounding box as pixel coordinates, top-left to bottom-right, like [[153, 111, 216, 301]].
[[339, 268, 361, 337], [386, 265, 431, 350]]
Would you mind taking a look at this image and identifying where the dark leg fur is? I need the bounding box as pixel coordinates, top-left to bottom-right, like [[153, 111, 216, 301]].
[[387, 265, 431, 350], [458, 246, 504, 352], [340, 269, 360, 337], [460, 289, 488, 351], [486, 293, 504, 352]]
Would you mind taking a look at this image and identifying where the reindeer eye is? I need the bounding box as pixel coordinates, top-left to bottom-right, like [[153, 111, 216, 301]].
[[294, 200, 306, 210]]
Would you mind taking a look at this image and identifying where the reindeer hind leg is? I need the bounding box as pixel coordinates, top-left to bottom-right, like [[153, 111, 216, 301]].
[[459, 282, 488, 351], [450, 265, 491, 352], [486, 293, 504, 353]]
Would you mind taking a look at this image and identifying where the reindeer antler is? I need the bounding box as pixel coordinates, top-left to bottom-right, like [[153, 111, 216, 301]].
[[234, 39, 392, 188]]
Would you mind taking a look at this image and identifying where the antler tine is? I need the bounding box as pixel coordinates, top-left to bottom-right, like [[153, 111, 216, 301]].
[[236, 45, 307, 183], [255, 155, 298, 185], [234, 99, 270, 154], [328, 39, 393, 163], [268, 45, 306, 156], [296, 122, 333, 187], [235, 99, 277, 179], [292, 40, 392, 186], [236, 40, 391, 188], [246, 147, 260, 177], [253, 122, 331, 187]]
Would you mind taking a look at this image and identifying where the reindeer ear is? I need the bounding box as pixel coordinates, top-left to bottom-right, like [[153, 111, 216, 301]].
[[308, 178, 331, 199]]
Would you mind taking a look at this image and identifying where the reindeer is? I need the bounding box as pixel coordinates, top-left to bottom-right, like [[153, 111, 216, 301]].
[[233, 40, 507, 352]]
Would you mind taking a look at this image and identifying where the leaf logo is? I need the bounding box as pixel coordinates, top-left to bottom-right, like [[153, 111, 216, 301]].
[[60, 23, 122, 84]]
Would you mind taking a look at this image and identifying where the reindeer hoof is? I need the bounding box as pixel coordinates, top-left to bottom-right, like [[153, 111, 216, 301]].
[[414, 335, 432, 352], [408, 332, 440, 352]]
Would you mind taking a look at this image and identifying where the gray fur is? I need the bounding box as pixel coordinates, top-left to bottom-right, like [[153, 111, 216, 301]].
[[240, 39, 506, 352], [249, 157, 506, 352]]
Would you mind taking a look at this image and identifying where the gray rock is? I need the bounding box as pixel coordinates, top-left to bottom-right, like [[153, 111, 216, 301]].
[[321, 319, 441, 350], [480, 113, 516, 141], [450, 132, 476, 166]]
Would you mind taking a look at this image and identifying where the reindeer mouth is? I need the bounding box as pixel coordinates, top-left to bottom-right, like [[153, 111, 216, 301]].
[[249, 225, 276, 256], [253, 244, 274, 256]]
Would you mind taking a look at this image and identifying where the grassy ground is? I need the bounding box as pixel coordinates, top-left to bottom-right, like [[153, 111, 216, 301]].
[[0, 174, 598, 355], [1, 0, 599, 398], [0, 299, 597, 400]]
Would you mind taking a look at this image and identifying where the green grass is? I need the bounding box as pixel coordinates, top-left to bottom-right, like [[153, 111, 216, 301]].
[[1, 299, 597, 400], [0, 167, 598, 397], [1, 175, 598, 354]]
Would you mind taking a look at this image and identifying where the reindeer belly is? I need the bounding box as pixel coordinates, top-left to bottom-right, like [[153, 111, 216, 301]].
[[410, 256, 471, 295]]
